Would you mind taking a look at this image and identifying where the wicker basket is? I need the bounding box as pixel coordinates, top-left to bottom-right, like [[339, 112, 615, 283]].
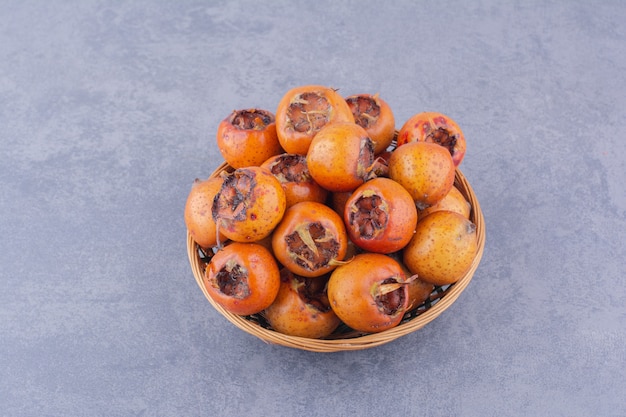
[[187, 153, 485, 352]]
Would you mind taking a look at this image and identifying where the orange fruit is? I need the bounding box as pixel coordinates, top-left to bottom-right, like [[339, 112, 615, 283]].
[[184, 176, 226, 249], [345, 93, 395, 155], [418, 185, 471, 221], [306, 122, 375, 192], [203, 242, 280, 315], [216, 109, 283, 168], [403, 210, 478, 286], [388, 141, 455, 210], [275, 85, 354, 155], [327, 253, 409, 333], [397, 111, 466, 167], [212, 166, 286, 242]]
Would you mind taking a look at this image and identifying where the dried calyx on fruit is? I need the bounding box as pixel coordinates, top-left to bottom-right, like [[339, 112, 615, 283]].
[[349, 192, 388, 239], [347, 95, 381, 129], [213, 170, 254, 223], [285, 222, 340, 272], [212, 166, 286, 244], [261, 153, 328, 208], [272, 201, 348, 278], [216, 108, 282, 168], [296, 274, 333, 312], [327, 253, 411, 333], [214, 260, 250, 299], [358, 136, 377, 181], [345, 93, 395, 155], [375, 278, 408, 316], [396, 111, 466, 167], [288, 92, 332, 134], [203, 242, 280, 316], [229, 109, 273, 130], [276, 85, 354, 155], [267, 153, 310, 183], [344, 177, 417, 254]]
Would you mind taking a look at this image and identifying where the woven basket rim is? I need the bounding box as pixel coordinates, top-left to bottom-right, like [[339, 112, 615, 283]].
[[187, 158, 485, 352]]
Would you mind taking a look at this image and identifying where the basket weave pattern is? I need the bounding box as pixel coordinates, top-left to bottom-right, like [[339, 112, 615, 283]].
[[187, 163, 485, 352]]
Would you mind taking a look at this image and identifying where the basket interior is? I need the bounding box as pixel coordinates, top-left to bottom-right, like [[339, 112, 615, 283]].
[[187, 166, 485, 351]]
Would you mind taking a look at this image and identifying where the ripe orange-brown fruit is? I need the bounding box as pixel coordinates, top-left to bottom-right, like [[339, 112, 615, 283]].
[[212, 166, 286, 243], [345, 93, 395, 155], [343, 177, 417, 254], [418, 185, 471, 221], [184, 176, 226, 249], [216, 109, 283, 168], [306, 122, 375, 192], [261, 153, 328, 208], [388, 141, 455, 210], [203, 242, 280, 316], [275, 85, 355, 155], [327, 253, 409, 333], [403, 210, 478, 286], [271, 201, 348, 278], [263, 269, 341, 339], [397, 111, 466, 167]]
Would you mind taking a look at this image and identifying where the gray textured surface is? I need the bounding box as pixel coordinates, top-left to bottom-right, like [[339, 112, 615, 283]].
[[1, 1, 625, 416]]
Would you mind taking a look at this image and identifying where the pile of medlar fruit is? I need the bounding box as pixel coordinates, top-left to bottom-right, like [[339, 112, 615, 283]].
[[185, 85, 478, 339]]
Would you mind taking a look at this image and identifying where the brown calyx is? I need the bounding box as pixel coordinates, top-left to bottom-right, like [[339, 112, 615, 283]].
[[297, 275, 332, 312], [214, 260, 250, 299], [268, 154, 311, 183], [357, 137, 376, 180], [369, 155, 389, 178], [349, 193, 388, 239], [376, 277, 406, 316], [285, 222, 339, 272], [287, 92, 331, 134], [346, 95, 380, 129], [229, 109, 274, 130], [427, 127, 458, 156], [212, 170, 257, 222]]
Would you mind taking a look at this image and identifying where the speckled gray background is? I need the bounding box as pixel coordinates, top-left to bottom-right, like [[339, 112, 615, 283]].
[[1, 1, 625, 416]]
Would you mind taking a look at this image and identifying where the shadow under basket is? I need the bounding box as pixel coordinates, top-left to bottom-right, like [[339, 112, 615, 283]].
[[187, 163, 486, 352]]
